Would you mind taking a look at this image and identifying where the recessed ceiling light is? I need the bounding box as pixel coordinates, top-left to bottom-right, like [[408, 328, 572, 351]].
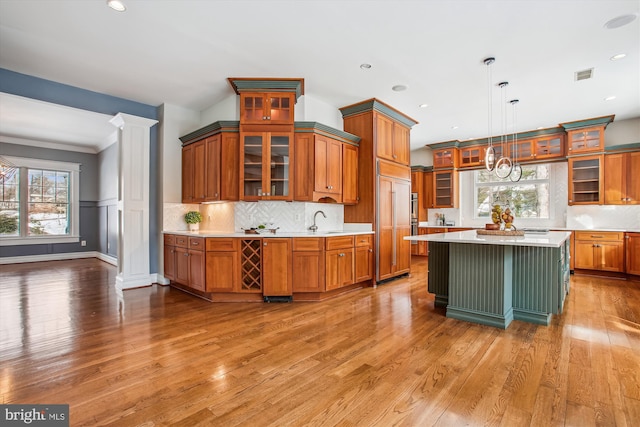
[[419, 104, 429, 108], [392, 85, 408, 92], [360, 63, 372, 70], [107, 0, 126, 12], [610, 53, 627, 61], [451, 126, 459, 130], [604, 96, 617, 101], [604, 13, 637, 29]]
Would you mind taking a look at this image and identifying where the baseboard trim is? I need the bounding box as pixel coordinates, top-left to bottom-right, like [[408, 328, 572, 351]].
[[0, 251, 116, 265]]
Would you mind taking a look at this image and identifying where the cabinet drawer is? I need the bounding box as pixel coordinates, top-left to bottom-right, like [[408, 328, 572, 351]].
[[188, 237, 205, 249], [428, 228, 446, 234], [326, 235, 355, 250], [164, 234, 176, 246], [574, 231, 623, 241], [293, 237, 324, 251], [206, 238, 238, 251], [174, 235, 189, 248], [354, 234, 373, 247]]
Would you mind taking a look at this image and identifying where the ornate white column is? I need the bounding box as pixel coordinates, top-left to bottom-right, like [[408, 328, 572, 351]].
[[110, 113, 158, 291]]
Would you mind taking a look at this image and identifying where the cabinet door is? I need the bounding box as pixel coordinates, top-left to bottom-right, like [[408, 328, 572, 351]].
[[459, 147, 484, 167], [314, 136, 341, 196], [394, 180, 412, 274], [262, 239, 292, 296], [534, 135, 563, 159], [604, 153, 625, 205], [205, 135, 221, 201], [568, 155, 603, 205], [378, 176, 411, 280], [392, 123, 410, 165], [182, 145, 194, 203], [627, 152, 640, 204], [175, 246, 190, 285], [355, 245, 373, 282], [375, 114, 395, 163], [240, 93, 294, 125], [192, 141, 206, 202], [509, 140, 535, 162], [326, 248, 354, 290], [567, 127, 604, 154], [626, 233, 640, 276], [268, 133, 293, 200], [292, 251, 325, 292], [574, 240, 596, 269], [267, 94, 294, 124], [378, 176, 394, 280], [220, 132, 240, 201], [163, 244, 176, 281], [597, 241, 624, 272], [241, 133, 265, 200], [423, 172, 433, 209], [206, 251, 239, 292], [189, 250, 205, 291], [433, 170, 457, 208], [433, 149, 457, 168], [342, 143, 359, 204]]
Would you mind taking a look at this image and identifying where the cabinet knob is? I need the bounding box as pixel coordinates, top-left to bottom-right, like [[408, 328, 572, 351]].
[[263, 116, 267, 120], [369, 249, 373, 253], [264, 242, 267, 246], [339, 253, 345, 257]]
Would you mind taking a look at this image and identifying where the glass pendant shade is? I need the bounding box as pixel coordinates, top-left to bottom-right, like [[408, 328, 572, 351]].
[[510, 163, 522, 182]]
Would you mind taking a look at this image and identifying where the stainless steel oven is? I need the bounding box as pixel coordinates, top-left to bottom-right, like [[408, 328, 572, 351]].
[[410, 193, 418, 245]]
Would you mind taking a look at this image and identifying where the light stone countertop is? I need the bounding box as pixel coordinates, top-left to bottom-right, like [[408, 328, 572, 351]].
[[405, 230, 571, 248], [163, 230, 375, 238]]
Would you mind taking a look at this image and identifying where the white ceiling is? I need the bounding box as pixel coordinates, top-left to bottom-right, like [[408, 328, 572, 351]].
[[0, 0, 639, 153]]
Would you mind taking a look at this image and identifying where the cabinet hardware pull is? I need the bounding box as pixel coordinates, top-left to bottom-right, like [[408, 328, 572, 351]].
[[264, 242, 267, 246]]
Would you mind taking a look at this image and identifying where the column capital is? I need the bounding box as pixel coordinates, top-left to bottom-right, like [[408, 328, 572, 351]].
[[110, 112, 157, 130]]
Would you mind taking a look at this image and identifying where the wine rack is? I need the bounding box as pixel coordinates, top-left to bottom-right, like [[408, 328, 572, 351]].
[[241, 239, 262, 291]]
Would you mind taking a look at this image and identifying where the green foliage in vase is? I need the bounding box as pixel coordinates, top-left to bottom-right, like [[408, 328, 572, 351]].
[[184, 211, 203, 224]]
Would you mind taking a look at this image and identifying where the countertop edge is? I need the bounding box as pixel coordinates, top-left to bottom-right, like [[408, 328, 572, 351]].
[[163, 230, 375, 238]]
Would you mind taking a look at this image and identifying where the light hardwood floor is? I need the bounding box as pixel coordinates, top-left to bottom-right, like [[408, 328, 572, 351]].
[[1, 257, 639, 426]]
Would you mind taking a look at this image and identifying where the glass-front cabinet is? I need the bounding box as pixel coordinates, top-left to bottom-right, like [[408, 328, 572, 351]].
[[240, 93, 294, 125], [568, 154, 603, 205], [567, 126, 604, 154], [241, 132, 293, 201]]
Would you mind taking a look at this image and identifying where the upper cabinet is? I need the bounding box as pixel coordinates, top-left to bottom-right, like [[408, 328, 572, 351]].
[[241, 131, 293, 201], [561, 115, 614, 156], [568, 154, 603, 205], [375, 114, 410, 165], [240, 93, 295, 125], [432, 147, 458, 169], [180, 122, 240, 203], [229, 77, 304, 126], [604, 151, 640, 205], [293, 123, 361, 204]]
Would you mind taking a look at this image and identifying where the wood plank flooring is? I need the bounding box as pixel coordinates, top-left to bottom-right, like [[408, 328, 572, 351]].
[[1, 257, 639, 426]]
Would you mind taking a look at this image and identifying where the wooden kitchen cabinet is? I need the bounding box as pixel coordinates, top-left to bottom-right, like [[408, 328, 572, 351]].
[[314, 135, 342, 198], [376, 114, 410, 165], [240, 92, 295, 125], [241, 131, 293, 201], [459, 146, 485, 167], [354, 234, 374, 282], [173, 235, 205, 291], [433, 170, 458, 208], [626, 233, 640, 276], [432, 147, 459, 168], [423, 171, 433, 209], [205, 238, 239, 292], [574, 231, 624, 272], [567, 126, 605, 154], [182, 140, 206, 203], [292, 238, 325, 293], [604, 151, 640, 205], [568, 155, 603, 205], [204, 133, 239, 202], [163, 234, 177, 281], [378, 173, 411, 281], [342, 143, 359, 204], [325, 236, 355, 291], [534, 135, 564, 159], [262, 238, 293, 297]]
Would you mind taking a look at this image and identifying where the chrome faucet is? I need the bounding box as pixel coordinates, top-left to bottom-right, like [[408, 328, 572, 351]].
[[308, 210, 327, 232]]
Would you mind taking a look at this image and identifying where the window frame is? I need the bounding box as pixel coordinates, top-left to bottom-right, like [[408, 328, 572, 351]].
[[472, 164, 553, 222], [0, 155, 80, 246]]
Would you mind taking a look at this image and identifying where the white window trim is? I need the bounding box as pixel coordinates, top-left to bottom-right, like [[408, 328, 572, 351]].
[[0, 155, 80, 246]]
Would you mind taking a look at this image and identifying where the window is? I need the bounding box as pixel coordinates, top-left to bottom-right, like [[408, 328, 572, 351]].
[[474, 164, 550, 220], [0, 156, 80, 246]]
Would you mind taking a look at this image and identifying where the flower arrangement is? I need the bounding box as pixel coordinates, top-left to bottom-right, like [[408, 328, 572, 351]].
[[184, 211, 202, 231]]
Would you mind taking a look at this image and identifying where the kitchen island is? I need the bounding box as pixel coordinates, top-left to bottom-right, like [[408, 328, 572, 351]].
[[406, 230, 571, 328]]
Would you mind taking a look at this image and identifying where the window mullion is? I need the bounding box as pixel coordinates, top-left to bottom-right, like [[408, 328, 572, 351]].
[[19, 167, 28, 237]]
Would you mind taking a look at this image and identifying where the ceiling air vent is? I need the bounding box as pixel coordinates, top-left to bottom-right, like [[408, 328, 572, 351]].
[[575, 68, 594, 81]]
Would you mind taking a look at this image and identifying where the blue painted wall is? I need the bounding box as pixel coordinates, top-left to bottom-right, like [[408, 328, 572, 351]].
[[0, 68, 160, 273]]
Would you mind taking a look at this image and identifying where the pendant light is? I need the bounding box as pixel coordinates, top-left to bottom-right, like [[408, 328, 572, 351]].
[[509, 99, 522, 182], [484, 57, 496, 171], [494, 81, 513, 179]]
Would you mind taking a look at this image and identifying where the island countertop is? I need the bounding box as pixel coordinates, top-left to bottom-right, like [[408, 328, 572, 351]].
[[405, 229, 571, 248]]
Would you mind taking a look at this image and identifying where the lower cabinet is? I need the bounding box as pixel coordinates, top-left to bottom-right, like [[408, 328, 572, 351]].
[[625, 233, 640, 276], [262, 238, 293, 297], [292, 238, 325, 292], [355, 234, 374, 282], [205, 238, 239, 292], [173, 236, 205, 291], [326, 235, 355, 291], [574, 231, 624, 272]]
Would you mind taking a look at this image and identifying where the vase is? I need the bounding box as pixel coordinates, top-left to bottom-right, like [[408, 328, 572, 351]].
[[188, 223, 200, 232]]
